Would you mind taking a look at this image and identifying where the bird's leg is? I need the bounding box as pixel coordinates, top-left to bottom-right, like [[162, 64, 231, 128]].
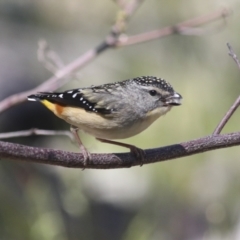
[[96, 138, 145, 166], [70, 125, 91, 167]]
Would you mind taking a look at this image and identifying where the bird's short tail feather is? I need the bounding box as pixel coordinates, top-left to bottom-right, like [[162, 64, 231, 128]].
[[27, 94, 41, 101], [27, 92, 54, 102], [27, 92, 63, 115]]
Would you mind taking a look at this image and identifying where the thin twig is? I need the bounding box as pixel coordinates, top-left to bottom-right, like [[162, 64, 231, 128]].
[[0, 129, 74, 141], [38, 39, 64, 74], [117, 8, 230, 46], [213, 96, 240, 135], [0, 132, 240, 169], [123, 0, 144, 17], [37, 39, 80, 83], [227, 42, 240, 69], [110, 0, 145, 38], [213, 43, 240, 135]]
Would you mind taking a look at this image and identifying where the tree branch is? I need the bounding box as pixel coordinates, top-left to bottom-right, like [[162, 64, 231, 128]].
[[0, 129, 74, 141], [0, 132, 239, 169], [37, 39, 64, 74], [117, 8, 230, 46], [227, 42, 240, 69], [213, 43, 240, 135]]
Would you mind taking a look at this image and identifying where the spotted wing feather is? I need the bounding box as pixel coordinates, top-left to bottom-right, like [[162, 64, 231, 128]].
[[28, 88, 117, 114]]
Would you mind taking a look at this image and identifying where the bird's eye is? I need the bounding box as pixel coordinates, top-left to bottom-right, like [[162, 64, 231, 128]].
[[149, 90, 157, 96]]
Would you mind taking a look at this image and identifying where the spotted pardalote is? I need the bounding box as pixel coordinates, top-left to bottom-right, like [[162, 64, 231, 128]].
[[28, 76, 182, 166]]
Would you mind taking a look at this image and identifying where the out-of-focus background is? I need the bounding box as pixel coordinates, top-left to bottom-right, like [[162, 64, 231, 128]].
[[0, 0, 240, 239]]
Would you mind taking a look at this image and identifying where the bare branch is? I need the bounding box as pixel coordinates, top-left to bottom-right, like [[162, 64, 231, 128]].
[[0, 129, 74, 141], [213, 96, 240, 135], [0, 47, 104, 114], [0, 132, 240, 169], [122, 0, 144, 17], [113, 0, 144, 17], [38, 39, 64, 74], [110, 0, 145, 37], [117, 8, 231, 46], [227, 42, 240, 69], [213, 43, 240, 135]]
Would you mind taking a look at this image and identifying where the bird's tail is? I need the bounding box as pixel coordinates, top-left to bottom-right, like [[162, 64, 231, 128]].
[[27, 92, 63, 115]]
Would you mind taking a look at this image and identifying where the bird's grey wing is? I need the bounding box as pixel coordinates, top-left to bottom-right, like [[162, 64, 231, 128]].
[[31, 86, 124, 115]]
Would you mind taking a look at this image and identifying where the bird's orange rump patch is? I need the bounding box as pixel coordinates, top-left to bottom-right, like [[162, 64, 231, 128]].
[[41, 100, 64, 117], [55, 104, 64, 115]]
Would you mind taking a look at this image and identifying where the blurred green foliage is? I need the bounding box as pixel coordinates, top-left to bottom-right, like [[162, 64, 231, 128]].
[[0, 0, 240, 239]]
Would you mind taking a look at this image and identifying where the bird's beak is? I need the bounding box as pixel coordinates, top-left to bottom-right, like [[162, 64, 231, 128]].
[[165, 92, 182, 106]]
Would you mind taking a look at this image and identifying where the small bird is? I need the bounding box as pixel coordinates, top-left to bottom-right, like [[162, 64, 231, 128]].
[[28, 76, 182, 166]]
